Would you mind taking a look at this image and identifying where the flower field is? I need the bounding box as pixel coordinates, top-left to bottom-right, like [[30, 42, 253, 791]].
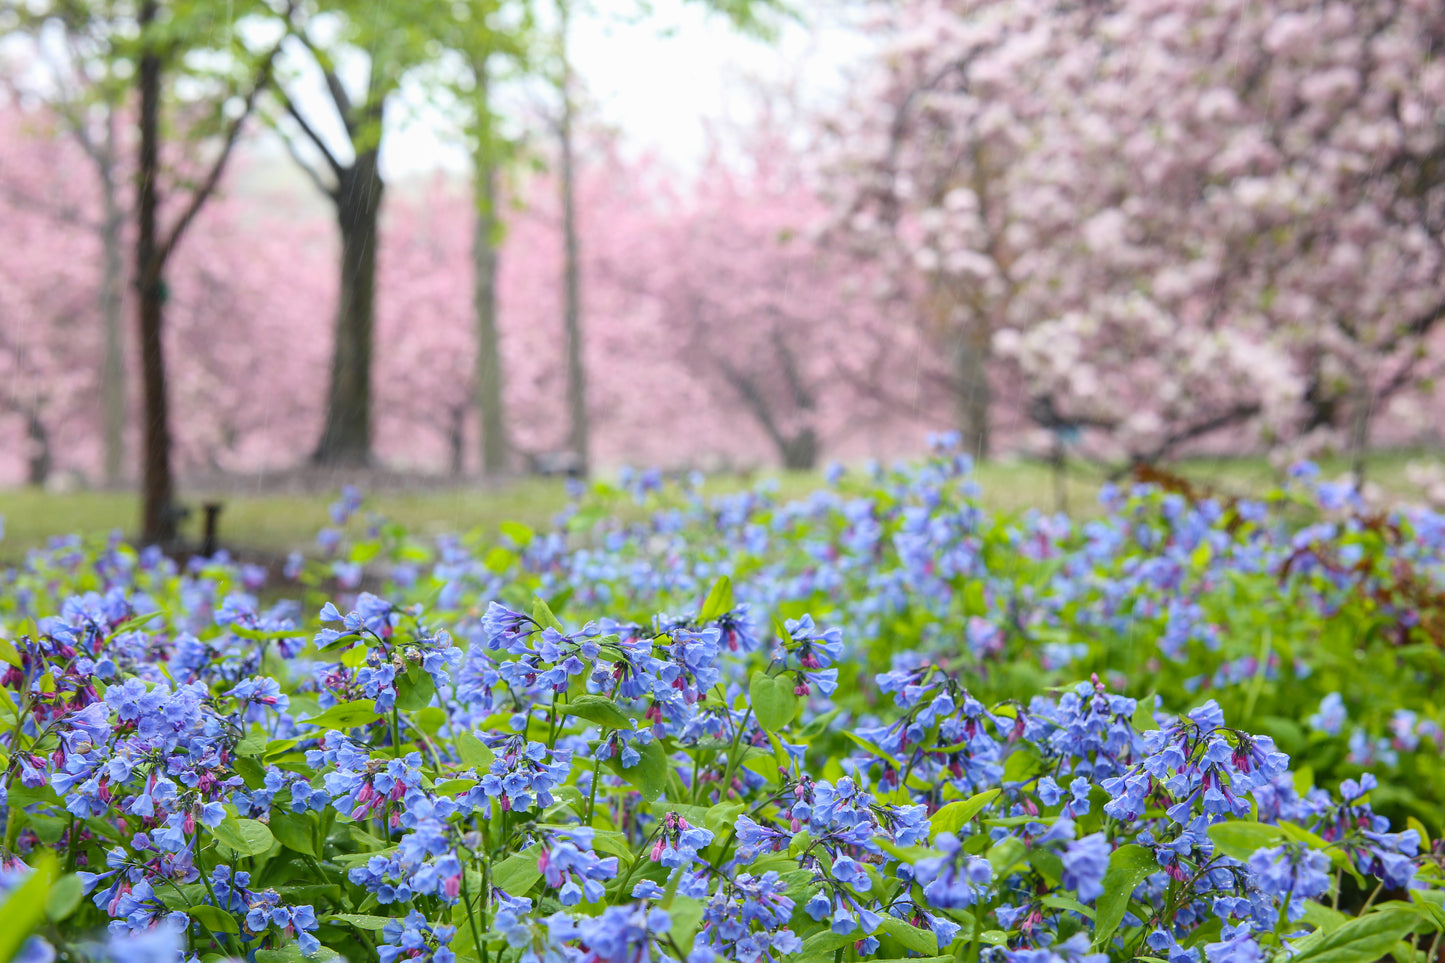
[[5, 443, 1445, 963]]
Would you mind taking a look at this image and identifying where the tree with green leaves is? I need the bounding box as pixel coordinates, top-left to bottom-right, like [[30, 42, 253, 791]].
[[263, 0, 512, 468]]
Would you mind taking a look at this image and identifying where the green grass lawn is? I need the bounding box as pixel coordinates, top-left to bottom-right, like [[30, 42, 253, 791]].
[[0, 451, 1440, 563]]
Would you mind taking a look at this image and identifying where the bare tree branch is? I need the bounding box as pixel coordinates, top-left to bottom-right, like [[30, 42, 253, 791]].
[[295, 29, 355, 135], [157, 38, 286, 265], [276, 89, 344, 181]]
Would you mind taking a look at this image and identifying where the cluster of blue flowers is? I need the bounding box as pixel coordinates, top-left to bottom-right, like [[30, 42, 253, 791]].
[[3, 450, 1445, 963]]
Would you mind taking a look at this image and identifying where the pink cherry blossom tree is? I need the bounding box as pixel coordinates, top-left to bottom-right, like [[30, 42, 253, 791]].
[[823, 0, 1445, 469]]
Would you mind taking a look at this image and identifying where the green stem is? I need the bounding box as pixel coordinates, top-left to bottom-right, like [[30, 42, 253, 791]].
[[586, 750, 604, 825], [195, 863, 246, 958], [460, 857, 485, 963]]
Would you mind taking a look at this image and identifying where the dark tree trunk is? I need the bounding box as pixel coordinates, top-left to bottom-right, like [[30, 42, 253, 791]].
[[314, 152, 383, 467], [948, 323, 991, 459], [473, 60, 509, 478], [136, 0, 176, 546], [100, 147, 127, 489], [558, 0, 589, 474], [448, 404, 466, 477], [780, 428, 818, 471], [1349, 379, 1373, 487], [24, 407, 51, 487]]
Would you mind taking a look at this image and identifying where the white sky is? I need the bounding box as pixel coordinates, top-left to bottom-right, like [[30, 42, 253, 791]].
[[376, 1, 871, 177]]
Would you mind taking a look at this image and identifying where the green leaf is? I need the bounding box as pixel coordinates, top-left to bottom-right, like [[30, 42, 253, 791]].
[[434, 778, 479, 796], [43, 873, 83, 923], [1291, 909, 1420, 963], [256, 945, 342, 963], [213, 817, 276, 858], [698, 576, 734, 622], [0, 854, 55, 963], [301, 701, 382, 731], [492, 845, 543, 895], [532, 595, 564, 632], [879, 916, 942, 954], [668, 895, 706, 947], [986, 836, 1027, 877], [395, 666, 436, 711], [799, 929, 855, 958], [749, 671, 799, 732], [930, 789, 1001, 839], [233, 756, 267, 789], [269, 810, 317, 857], [483, 546, 516, 572], [501, 521, 534, 545], [231, 624, 303, 643], [605, 739, 669, 801], [1208, 821, 1284, 861], [0, 636, 21, 668], [404, 708, 444, 738], [1094, 844, 1159, 948], [189, 903, 241, 935], [350, 540, 381, 565], [325, 913, 393, 931], [1041, 895, 1095, 920], [559, 695, 632, 730], [456, 730, 495, 769]]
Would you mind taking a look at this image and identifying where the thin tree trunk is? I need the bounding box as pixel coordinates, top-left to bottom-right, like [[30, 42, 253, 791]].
[[448, 404, 466, 477], [24, 407, 51, 488], [1349, 378, 1373, 488], [558, 0, 588, 474], [473, 58, 509, 478], [136, 0, 176, 545], [314, 153, 383, 467], [948, 322, 991, 459], [100, 123, 127, 488]]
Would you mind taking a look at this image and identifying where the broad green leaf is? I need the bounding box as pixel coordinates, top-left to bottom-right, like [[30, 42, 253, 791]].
[[668, 895, 706, 946], [483, 546, 516, 572], [213, 817, 275, 858], [412, 706, 447, 735], [532, 595, 564, 632], [879, 916, 943, 954], [1208, 821, 1284, 861], [698, 576, 734, 622], [492, 845, 543, 895], [605, 739, 670, 801], [749, 671, 799, 732], [986, 836, 1027, 877], [434, 778, 479, 796], [43, 873, 83, 923], [1093, 844, 1159, 948], [930, 789, 1001, 838], [456, 730, 495, 769], [0, 854, 54, 963], [1291, 909, 1420, 963], [189, 903, 241, 935], [395, 666, 436, 711], [500, 521, 534, 545], [269, 810, 317, 857], [560, 694, 632, 730], [256, 945, 342, 963], [301, 701, 382, 731]]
